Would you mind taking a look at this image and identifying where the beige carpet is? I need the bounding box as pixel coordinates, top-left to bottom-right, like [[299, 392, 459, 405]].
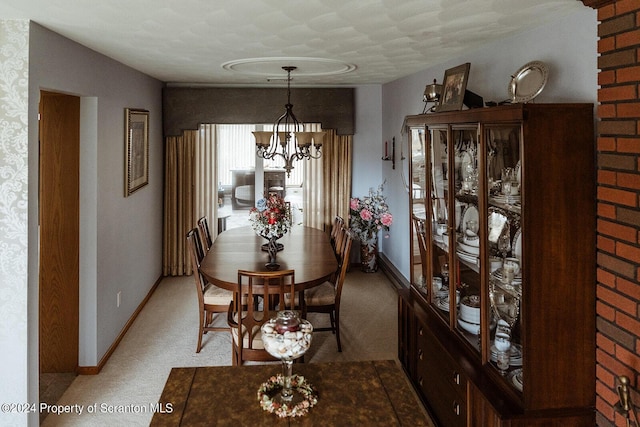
[[41, 269, 405, 426]]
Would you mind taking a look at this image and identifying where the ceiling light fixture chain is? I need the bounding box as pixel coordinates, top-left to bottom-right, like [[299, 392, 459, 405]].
[[253, 66, 324, 178]]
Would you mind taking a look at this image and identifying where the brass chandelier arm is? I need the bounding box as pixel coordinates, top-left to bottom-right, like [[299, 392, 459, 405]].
[[253, 66, 324, 178]]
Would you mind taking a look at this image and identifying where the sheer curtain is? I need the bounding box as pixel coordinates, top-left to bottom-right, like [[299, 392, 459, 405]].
[[195, 124, 218, 236], [303, 123, 324, 230]]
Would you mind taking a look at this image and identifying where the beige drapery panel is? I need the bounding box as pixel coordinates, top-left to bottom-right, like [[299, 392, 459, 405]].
[[163, 130, 197, 276], [320, 129, 352, 232], [163, 126, 218, 276]]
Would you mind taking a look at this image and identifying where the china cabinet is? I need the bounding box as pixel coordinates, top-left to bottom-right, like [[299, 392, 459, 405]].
[[400, 104, 595, 426]]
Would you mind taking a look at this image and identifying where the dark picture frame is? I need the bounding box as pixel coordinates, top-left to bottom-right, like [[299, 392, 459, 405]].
[[436, 63, 471, 112], [125, 108, 149, 196]]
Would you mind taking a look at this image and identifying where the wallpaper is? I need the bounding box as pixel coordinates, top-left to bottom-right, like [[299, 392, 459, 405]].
[[0, 19, 29, 425]]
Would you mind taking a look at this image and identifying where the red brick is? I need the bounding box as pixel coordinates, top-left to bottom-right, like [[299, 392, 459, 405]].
[[617, 137, 640, 153], [599, 84, 637, 102], [617, 29, 640, 49], [598, 299, 618, 321], [597, 365, 617, 390], [618, 66, 640, 84], [598, 119, 637, 135], [598, 3, 615, 21], [599, 14, 636, 38], [598, 267, 618, 288], [598, 234, 617, 253], [598, 186, 638, 206], [596, 379, 618, 406], [599, 286, 637, 314], [616, 310, 640, 338], [617, 0, 640, 14], [598, 35, 617, 53], [599, 169, 618, 185], [599, 48, 637, 69], [616, 30, 640, 49], [617, 172, 640, 189], [615, 340, 640, 366], [595, 396, 615, 423], [617, 102, 640, 118], [617, 241, 640, 264], [597, 202, 617, 219], [598, 103, 617, 118], [599, 69, 617, 85], [597, 348, 629, 379], [598, 136, 617, 151], [617, 277, 640, 300]]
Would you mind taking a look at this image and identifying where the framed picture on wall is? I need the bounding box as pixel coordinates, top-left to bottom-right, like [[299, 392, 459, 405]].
[[125, 108, 149, 196], [436, 63, 470, 112]]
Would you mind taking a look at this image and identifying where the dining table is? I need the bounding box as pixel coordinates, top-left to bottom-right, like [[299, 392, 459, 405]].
[[149, 360, 434, 426], [199, 225, 339, 292]]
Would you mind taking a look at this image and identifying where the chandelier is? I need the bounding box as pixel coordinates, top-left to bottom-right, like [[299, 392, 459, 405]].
[[252, 66, 324, 177]]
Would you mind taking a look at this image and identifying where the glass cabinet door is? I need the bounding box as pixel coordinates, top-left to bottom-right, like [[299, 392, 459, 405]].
[[450, 126, 482, 351], [426, 126, 450, 322], [409, 126, 427, 293], [485, 124, 523, 392]]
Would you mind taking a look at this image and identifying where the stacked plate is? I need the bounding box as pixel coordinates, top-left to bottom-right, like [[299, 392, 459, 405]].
[[492, 194, 521, 205], [507, 368, 523, 392], [491, 269, 522, 285], [457, 295, 481, 334], [490, 342, 523, 367]]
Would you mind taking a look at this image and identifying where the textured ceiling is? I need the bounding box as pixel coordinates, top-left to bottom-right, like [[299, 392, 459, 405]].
[[1, 0, 585, 86]]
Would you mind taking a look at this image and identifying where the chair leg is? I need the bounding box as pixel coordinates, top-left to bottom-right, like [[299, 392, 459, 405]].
[[329, 312, 336, 334], [335, 310, 342, 352], [197, 310, 205, 353]]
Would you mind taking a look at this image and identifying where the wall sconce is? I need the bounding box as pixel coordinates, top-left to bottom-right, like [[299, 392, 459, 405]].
[[615, 375, 639, 427]]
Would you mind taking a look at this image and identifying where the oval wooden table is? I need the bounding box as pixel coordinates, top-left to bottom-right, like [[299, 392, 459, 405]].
[[199, 226, 338, 291]]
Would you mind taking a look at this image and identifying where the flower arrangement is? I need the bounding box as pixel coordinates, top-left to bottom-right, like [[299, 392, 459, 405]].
[[257, 374, 318, 418], [349, 183, 393, 244], [249, 193, 292, 239]]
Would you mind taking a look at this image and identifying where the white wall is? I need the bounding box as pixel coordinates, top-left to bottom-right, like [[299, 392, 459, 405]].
[[370, 7, 598, 279]]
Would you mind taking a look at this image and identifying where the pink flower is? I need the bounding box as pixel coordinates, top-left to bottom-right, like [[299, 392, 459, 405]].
[[359, 209, 373, 221], [380, 212, 393, 227], [350, 198, 359, 210]]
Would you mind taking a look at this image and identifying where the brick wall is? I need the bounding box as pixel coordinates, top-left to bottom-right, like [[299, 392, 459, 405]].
[[588, 0, 640, 425]]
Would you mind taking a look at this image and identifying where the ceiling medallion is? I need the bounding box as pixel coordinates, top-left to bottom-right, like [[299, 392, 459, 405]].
[[222, 57, 356, 80]]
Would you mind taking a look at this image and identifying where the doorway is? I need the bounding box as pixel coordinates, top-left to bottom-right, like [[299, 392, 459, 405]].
[[38, 91, 80, 410]]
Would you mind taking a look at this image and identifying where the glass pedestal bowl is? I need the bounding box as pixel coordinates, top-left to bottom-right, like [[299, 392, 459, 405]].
[[260, 311, 314, 416]]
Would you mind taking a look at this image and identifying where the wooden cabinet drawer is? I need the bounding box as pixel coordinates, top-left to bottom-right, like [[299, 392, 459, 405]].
[[414, 319, 468, 427], [416, 321, 468, 399]]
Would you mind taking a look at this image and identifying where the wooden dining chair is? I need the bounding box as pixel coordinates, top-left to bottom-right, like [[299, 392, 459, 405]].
[[227, 269, 298, 366], [330, 215, 344, 249], [305, 228, 354, 352], [186, 228, 233, 353], [197, 216, 213, 251]]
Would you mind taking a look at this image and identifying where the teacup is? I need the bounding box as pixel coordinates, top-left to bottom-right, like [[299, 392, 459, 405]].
[[504, 257, 520, 275], [494, 332, 511, 352], [436, 222, 447, 236], [432, 277, 443, 293]]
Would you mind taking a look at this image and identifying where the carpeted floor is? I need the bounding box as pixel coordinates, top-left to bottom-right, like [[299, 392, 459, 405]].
[[41, 269, 402, 426]]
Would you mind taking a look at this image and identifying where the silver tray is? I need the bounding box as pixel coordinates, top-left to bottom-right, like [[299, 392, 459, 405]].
[[508, 61, 549, 103]]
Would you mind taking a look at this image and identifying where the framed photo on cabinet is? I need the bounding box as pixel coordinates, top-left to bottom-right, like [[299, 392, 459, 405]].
[[436, 63, 470, 112], [125, 108, 149, 196]]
